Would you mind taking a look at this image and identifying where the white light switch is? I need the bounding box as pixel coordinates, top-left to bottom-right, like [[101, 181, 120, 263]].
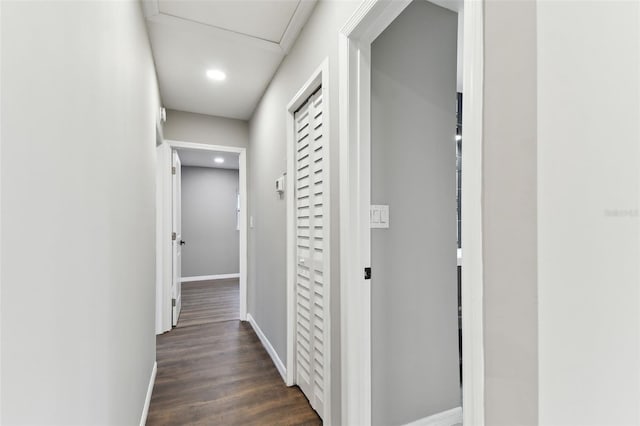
[[380, 205, 389, 225], [371, 205, 389, 229], [275, 176, 285, 194], [372, 208, 381, 223]]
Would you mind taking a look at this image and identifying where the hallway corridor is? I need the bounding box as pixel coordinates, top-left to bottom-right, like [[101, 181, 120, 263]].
[[146, 280, 321, 425]]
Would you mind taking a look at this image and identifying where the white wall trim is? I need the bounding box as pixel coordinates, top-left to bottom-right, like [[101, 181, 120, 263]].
[[0, 0, 4, 416], [166, 140, 243, 154], [157, 143, 173, 335], [403, 407, 463, 426], [139, 361, 157, 426], [181, 273, 240, 282], [155, 134, 164, 335], [339, 1, 485, 425], [285, 58, 332, 423], [247, 313, 287, 382], [238, 148, 247, 321], [460, 1, 485, 425], [339, 4, 411, 424]]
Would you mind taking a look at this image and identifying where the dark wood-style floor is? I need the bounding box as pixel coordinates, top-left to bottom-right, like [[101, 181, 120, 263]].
[[147, 279, 321, 426]]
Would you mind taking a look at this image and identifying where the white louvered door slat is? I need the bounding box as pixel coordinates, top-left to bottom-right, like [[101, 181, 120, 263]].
[[294, 88, 326, 418], [295, 95, 314, 405]]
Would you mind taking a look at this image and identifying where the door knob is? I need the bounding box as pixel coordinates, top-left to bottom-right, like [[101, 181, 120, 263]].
[[180, 240, 186, 246]]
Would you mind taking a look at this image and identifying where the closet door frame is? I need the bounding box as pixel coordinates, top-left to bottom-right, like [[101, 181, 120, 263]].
[[285, 58, 331, 423]]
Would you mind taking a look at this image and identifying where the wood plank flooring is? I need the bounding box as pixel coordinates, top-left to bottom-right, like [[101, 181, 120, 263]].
[[147, 279, 321, 426], [178, 280, 239, 328]]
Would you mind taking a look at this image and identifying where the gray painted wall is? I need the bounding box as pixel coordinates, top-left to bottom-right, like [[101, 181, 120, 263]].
[[164, 109, 249, 148], [370, 2, 460, 424], [181, 166, 239, 277], [247, 1, 359, 423], [482, 2, 538, 425], [1, 1, 159, 423]]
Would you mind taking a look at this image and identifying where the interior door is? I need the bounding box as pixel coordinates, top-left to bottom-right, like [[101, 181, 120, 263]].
[[294, 87, 327, 418], [172, 150, 182, 327]]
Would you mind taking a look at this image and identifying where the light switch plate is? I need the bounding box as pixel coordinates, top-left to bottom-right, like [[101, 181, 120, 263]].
[[275, 176, 285, 194], [379, 205, 389, 226], [371, 205, 389, 229], [372, 208, 381, 223]]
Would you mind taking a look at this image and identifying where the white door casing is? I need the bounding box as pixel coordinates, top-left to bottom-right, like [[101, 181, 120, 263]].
[[286, 58, 331, 423], [171, 150, 182, 327], [157, 142, 173, 334]]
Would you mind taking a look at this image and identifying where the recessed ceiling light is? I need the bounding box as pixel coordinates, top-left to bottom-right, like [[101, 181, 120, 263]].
[[214, 157, 225, 164], [206, 69, 226, 81]]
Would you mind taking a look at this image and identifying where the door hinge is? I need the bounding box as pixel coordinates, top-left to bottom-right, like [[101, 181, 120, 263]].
[[364, 267, 372, 280], [172, 232, 177, 241], [172, 166, 176, 175], [172, 298, 176, 307]]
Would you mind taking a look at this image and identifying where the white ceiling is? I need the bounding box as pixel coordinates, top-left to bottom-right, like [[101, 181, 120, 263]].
[[177, 148, 239, 170], [157, 1, 300, 43], [143, 0, 317, 120]]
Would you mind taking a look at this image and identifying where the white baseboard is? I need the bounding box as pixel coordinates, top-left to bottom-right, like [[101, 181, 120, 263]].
[[403, 406, 462, 426], [139, 361, 157, 426], [181, 273, 240, 283], [247, 313, 287, 382]]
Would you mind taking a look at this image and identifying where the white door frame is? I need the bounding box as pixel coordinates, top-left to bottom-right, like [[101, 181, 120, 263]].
[[155, 127, 164, 334], [156, 140, 248, 334], [338, 1, 485, 425], [157, 141, 173, 334], [171, 150, 183, 326], [285, 58, 331, 422]]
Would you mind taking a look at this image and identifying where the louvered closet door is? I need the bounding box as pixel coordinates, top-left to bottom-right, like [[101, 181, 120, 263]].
[[294, 88, 327, 418]]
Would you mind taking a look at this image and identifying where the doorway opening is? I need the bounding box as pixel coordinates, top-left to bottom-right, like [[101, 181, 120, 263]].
[[178, 147, 242, 326], [369, 2, 461, 424], [339, 0, 484, 425], [156, 140, 247, 334]]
